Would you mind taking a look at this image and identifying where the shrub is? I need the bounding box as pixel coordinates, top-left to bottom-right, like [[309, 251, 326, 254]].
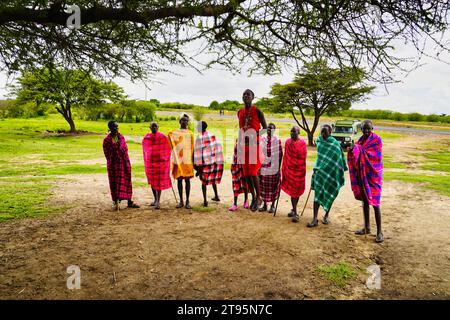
[[391, 112, 406, 121], [193, 107, 206, 121], [78, 100, 155, 123], [209, 100, 220, 110], [0, 100, 53, 118], [426, 114, 440, 122], [160, 102, 203, 110], [406, 112, 424, 122]]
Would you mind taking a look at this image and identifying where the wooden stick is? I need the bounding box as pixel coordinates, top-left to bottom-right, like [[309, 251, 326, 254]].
[[300, 188, 312, 217], [171, 181, 178, 203], [273, 185, 281, 217]]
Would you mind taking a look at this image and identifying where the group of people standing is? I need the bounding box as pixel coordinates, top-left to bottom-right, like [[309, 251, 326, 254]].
[[103, 89, 384, 243]]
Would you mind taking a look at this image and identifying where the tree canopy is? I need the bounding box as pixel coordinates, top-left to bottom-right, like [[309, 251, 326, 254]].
[[10, 68, 126, 132], [0, 1, 449, 81], [270, 59, 374, 146]]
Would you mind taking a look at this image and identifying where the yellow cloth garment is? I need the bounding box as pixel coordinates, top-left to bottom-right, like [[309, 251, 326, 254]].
[[168, 128, 195, 179]]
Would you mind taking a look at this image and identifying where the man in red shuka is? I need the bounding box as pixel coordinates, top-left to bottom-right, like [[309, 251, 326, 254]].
[[281, 126, 307, 223], [237, 89, 267, 212]]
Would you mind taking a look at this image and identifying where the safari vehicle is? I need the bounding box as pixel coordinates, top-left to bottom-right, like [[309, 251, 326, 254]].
[[331, 119, 362, 149]]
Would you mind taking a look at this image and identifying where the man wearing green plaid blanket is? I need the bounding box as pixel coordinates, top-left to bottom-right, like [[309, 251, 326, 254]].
[[307, 124, 348, 227]]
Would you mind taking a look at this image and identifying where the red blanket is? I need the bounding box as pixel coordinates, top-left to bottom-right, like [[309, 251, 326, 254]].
[[142, 132, 172, 191], [103, 133, 132, 201], [237, 105, 263, 176], [348, 132, 383, 207], [281, 138, 307, 198]]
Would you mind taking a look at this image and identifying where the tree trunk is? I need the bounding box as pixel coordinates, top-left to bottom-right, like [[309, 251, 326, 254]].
[[57, 104, 77, 133], [67, 117, 76, 133], [307, 131, 315, 147]]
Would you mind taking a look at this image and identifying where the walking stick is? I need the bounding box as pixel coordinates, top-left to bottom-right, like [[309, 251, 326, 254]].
[[171, 179, 178, 203], [299, 187, 312, 217], [273, 183, 281, 217]]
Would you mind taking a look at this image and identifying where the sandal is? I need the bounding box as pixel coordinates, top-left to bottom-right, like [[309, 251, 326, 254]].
[[203, 201, 208, 207], [287, 210, 295, 218], [322, 215, 329, 225], [250, 201, 258, 212], [243, 201, 249, 209], [355, 228, 371, 235], [128, 202, 140, 209], [268, 206, 275, 214], [211, 196, 220, 202], [176, 202, 184, 209], [307, 220, 319, 228], [375, 233, 384, 243], [185, 203, 192, 209], [229, 204, 238, 212], [259, 204, 267, 212], [291, 214, 300, 223]]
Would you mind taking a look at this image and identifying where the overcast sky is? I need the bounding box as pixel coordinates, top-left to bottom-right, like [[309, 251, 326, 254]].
[[1, 51, 450, 115], [109, 55, 450, 115]]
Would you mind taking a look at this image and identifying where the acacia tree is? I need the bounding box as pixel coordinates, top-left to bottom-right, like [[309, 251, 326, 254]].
[[11, 68, 125, 132], [0, 1, 448, 82], [270, 60, 374, 146]]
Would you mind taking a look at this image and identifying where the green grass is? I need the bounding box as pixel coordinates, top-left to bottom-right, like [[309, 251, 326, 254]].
[[317, 261, 358, 288], [383, 172, 450, 196], [0, 181, 62, 221], [383, 155, 407, 169], [421, 150, 450, 173], [377, 131, 404, 140], [381, 139, 450, 196]]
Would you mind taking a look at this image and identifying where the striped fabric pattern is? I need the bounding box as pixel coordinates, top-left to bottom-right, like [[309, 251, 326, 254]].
[[348, 132, 383, 207], [312, 135, 348, 212], [103, 133, 133, 202], [194, 131, 224, 186]]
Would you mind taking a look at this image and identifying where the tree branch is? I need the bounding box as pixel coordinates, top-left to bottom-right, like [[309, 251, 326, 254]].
[[0, 2, 245, 26]]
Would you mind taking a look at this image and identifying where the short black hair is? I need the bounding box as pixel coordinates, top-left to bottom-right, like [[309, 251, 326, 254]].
[[322, 124, 332, 132], [179, 114, 190, 123], [201, 121, 208, 131], [268, 123, 276, 129], [244, 89, 255, 98], [362, 120, 373, 128], [108, 120, 117, 129]]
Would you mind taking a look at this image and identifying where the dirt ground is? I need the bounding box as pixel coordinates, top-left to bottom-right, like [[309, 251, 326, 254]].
[[0, 134, 449, 300]]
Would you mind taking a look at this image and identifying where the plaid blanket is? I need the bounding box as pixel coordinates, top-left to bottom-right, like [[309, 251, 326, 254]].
[[103, 133, 132, 201], [260, 173, 281, 202], [312, 135, 348, 212], [142, 132, 172, 191], [231, 141, 248, 197], [281, 138, 307, 198], [259, 136, 282, 202], [194, 131, 224, 186], [260, 136, 282, 176], [168, 129, 194, 179], [348, 132, 383, 207]]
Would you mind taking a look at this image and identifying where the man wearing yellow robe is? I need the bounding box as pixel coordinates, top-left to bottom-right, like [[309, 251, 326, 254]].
[[168, 114, 195, 209]]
